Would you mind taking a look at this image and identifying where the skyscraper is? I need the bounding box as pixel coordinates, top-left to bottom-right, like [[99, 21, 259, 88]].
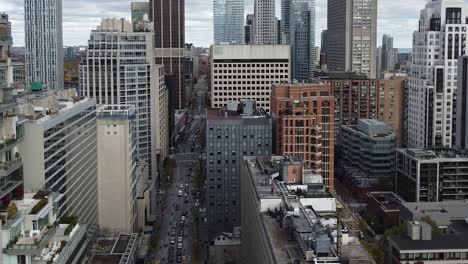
[[150, 0, 186, 110], [214, 0, 245, 44], [327, 0, 377, 78], [407, 0, 468, 149], [131, 2, 150, 26], [253, 0, 277, 44], [24, 0, 64, 90], [245, 14, 254, 44], [80, 18, 169, 178], [0, 13, 12, 60]]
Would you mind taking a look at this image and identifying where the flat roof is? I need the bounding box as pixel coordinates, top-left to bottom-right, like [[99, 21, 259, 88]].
[[392, 234, 468, 251]]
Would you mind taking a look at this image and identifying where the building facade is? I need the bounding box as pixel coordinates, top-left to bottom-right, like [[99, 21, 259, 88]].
[[19, 94, 98, 226], [245, 14, 254, 44], [341, 119, 396, 181], [253, 0, 277, 44], [456, 55, 468, 150], [396, 148, 468, 203], [24, 0, 64, 90], [270, 83, 335, 190], [80, 18, 169, 178], [150, 0, 186, 110], [327, 0, 377, 78], [381, 34, 398, 75], [214, 0, 245, 44], [407, 0, 468, 149], [280, 0, 316, 81], [131, 2, 150, 26], [0, 13, 12, 60], [210, 45, 291, 112], [378, 74, 408, 147], [205, 101, 272, 238]]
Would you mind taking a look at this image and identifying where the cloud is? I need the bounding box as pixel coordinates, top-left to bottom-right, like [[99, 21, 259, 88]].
[[3, 0, 467, 48]]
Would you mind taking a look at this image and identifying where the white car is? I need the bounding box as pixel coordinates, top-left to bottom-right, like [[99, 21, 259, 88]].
[[177, 190, 183, 197]]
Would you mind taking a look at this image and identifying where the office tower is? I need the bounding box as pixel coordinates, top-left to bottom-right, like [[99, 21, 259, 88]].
[[271, 83, 335, 190], [341, 119, 396, 182], [80, 18, 169, 178], [0, 13, 12, 60], [24, 0, 64, 90], [206, 101, 272, 238], [381, 34, 398, 74], [281, 0, 316, 81], [253, 0, 277, 44], [276, 19, 281, 44], [241, 156, 341, 264], [245, 14, 254, 44], [407, 0, 468, 149], [396, 149, 468, 202], [378, 75, 408, 147], [97, 105, 141, 234], [150, 0, 186, 110], [280, 0, 291, 44], [210, 45, 291, 112], [131, 2, 150, 26], [214, 0, 245, 44], [327, 0, 377, 78], [456, 56, 468, 150], [19, 94, 98, 226], [321, 30, 328, 55]]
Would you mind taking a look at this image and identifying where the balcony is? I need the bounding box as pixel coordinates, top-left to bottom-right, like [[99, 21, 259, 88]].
[[0, 137, 23, 152], [0, 158, 22, 177], [5, 225, 57, 255], [0, 180, 22, 200]]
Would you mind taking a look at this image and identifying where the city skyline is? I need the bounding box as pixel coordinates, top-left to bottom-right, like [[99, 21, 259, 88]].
[[3, 0, 456, 48]]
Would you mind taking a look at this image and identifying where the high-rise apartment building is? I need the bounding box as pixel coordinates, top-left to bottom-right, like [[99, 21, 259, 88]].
[[280, 0, 316, 81], [271, 83, 335, 190], [245, 14, 254, 44], [407, 0, 468, 149], [97, 105, 140, 234], [150, 0, 186, 110], [253, 0, 277, 44], [378, 74, 408, 147], [327, 0, 377, 78], [0, 13, 12, 60], [210, 45, 291, 112], [24, 0, 64, 90], [214, 0, 245, 44], [206, 101, 272, 238], [19, 93, 98, 226], [80, 18, 169, 178]]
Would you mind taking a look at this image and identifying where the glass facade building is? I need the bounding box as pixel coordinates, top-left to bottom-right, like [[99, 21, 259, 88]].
[[214, 0, 245, 44]]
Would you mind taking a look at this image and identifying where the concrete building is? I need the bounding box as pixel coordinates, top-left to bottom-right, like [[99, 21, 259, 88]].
[[378, 74, 408, 147], [210, 45, 291, 112], [253, 0, 277, 44], [131, 2, 150, 26], [0, 13, 12, 60], [341, 119, 396, 182], [24, 0, 64, 90], [80, 18, 169, 178], [270, 83, 335, 190], [240, 156, 373, 264], [327, 0, 377, 78], [205, 100, 272, 238], [96, 105, 139, 234], [407, 0, 468, 149], [88, 233, 140, 264], [381, 34, 398, 74], [150, 0, 186, 110], [18, 92, 98, 226], [280, 0, 316, 81], [245, 14, 254, 44], [214, 0, 245, 44], [388, 200, 468, 264], [396, 149, 468, 203]]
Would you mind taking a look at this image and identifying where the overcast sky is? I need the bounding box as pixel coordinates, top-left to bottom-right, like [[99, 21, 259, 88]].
[[1, 0, 457, 48]]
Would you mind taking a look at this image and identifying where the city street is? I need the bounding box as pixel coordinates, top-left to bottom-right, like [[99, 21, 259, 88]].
[[152, 75, 208, 264]]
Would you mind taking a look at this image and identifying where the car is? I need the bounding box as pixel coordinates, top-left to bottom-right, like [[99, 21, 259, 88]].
[[177, 190, 183, 197], [179, 230, 184, 236], [170, 237, 175, 244], [185, 183, 189, 187], [180, 220, 184, 226], [171, 229, 176, 236], [176, 256, 182, 263], [179, 184, 184, 188], [177, 243, 183, 249], [184, 193, 188, 197], [181, 215, 186, 221], [177, 236, 183, 243]]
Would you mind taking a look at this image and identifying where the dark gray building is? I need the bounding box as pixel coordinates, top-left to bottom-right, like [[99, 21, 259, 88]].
[[206, 100, 272, 238], [245, 14, 254, 44], [456, 55, 468, 150]]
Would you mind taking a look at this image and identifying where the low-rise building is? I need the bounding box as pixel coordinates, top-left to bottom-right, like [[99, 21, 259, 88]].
[[396, 149, 468, 202], [367, 192, 405, 230], [88, 233, 139, 264]]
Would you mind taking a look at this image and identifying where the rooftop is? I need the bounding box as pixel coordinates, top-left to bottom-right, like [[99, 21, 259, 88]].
[[207, 100, 269, 120], [89, 233, 139, 264], [400, 200, 468, 226], [96, 104, 136, 120], [368, 192, 405, 212], [400, 148, 468, 160]]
